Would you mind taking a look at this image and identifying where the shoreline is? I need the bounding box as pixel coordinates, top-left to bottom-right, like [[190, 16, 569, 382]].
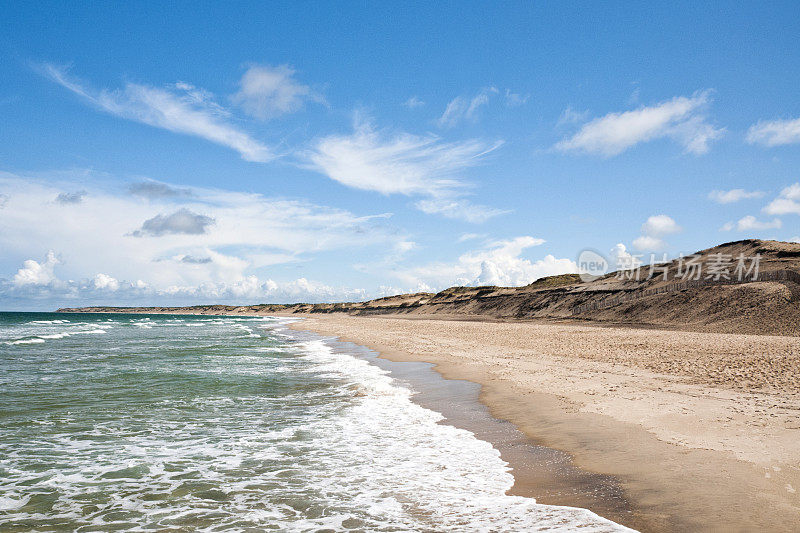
[[289, 315, 800, 532], [288, 326, 640, 530]]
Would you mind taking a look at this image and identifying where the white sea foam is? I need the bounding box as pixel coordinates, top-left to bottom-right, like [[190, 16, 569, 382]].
[[6, 338, 45, 345]]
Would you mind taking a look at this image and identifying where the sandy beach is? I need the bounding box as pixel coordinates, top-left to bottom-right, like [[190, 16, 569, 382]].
[[291, 315, 800, 532]]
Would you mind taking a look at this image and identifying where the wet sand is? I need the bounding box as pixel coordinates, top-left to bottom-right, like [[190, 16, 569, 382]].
[[289, 315, 800, 532]]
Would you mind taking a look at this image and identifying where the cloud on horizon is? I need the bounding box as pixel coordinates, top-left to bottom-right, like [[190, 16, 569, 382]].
[[395, 236, 577, 288]]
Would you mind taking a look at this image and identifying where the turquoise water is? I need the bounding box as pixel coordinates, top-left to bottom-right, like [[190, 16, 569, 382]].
[[0, 312, 626, 532]]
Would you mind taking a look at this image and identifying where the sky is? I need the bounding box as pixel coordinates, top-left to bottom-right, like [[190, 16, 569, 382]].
[[1, 2, 800, 310]]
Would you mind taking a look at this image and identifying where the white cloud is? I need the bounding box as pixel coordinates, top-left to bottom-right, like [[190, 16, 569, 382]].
[[736, 215, 782, 231], [708, 188, 765, 204], [632, 215, 681, 251], [0, 171, 403, 296], [609, 243, 636, 269], [746, 117, 800, 147], [232, 64, 320, 120], [641, 214, 681, 236], [437, 87, 498, 128], [42, 64, 272, 162], [556, 91, 723, 156], [13, 251, 59, 286], [396, 236, 576, 288], [763, 183, 800, 215], [93, 273, 120, 291], [404, 96, 425, 109], [2, 256, 370, 307], [632, 235, 666, 251], [720, 221, 735, 232], [789, 236, 800, 244], [307, 119, 504, 221]]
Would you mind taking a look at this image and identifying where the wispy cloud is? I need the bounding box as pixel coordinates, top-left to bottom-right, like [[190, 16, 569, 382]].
[[41, 64, 273, 162], [231, 64, 321, 120], [556, 91, 723, 156], [504, 89, 529, 107], [438, 87, 498, 128], [306, 118, 505, 222], [403, 96, 425, 109], [708, 188, 765, 204], [746, 117, 800, 147], [414, 198, 509, 223]]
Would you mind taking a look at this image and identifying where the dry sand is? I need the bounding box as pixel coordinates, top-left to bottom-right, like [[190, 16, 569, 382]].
[[290, 315, 800, 532]]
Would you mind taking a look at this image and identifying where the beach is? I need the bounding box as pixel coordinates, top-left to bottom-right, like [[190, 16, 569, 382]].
[[291, 315, 800, 532]]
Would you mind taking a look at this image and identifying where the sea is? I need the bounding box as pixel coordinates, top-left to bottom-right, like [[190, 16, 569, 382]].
[[0, 312, 629, 532]]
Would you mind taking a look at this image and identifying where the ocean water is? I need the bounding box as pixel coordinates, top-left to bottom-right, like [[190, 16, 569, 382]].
[[0, 312, 629, 532]]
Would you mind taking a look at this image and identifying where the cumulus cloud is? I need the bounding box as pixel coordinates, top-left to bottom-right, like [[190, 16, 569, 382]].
[[708, 188, 765, 204], [93, 273, 119, 291], [307, 119, 505, 221], [129, 180, 193, 199], [632, 215, 681, 251], [735, 215, 782, 231], [1, 253, 370, 308], [232, 64, 320, 120], [13, 251, 60, 286], [746, 117, 800, 147], [763, 183, 800, 215], [397, 236, 576, 288], [556, 91, 723, 156], [42, 64, 272, 162], [641, 214, 682, 237], [131, 208, 215, 237], [437, 87, 498, 128], [55, 190, 86, 204], [609, 243, 638, 269]]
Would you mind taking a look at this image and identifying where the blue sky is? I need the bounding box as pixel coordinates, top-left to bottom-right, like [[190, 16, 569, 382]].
[[1, 2, 799, 310]]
